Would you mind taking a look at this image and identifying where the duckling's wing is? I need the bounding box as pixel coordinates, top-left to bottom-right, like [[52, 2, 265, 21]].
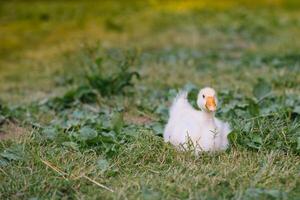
[[215, 118, 231, 150], [169, 91, 195, 116], [164, 91, 196, 143]]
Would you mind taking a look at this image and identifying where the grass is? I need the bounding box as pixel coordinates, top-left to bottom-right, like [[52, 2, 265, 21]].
[[0, 0, 300, 199], [1, 133, 300, 199]]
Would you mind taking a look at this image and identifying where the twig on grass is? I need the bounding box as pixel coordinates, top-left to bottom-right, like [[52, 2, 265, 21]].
[[40, 158, 114, 192], [40, 159, 67, 178], [136, 109, 158, 121], [82, 175, 114, 192], [0, 167, 9, 176]]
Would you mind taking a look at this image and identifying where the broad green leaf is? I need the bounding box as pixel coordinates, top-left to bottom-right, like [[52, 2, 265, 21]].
[[260, 104, 279, 115], [247, 98, 260, 116], [96, 159, 109, 172], [42, 127, 58, 140], [111, 112, 124, 134], [66, 119, 81, 128], [100, 131, 116, 143], [77, 127, 98, 141], [0, 159, 8, 167], [0, 152, 22, 161], [246, 143, 259, 150], [0, 115, 5, 124], [252, 135, 263, 144], [62, 142, 79, 150], [253, 79, 272, 100], [151, 123, 164, 136], [293, 106, 300, 115], [141, 187, 161, 200], [245, 188, 287, 199], [167, 89, 178, 101], [183, 82, 197, 91], [0, 145, 24, 162], [72, 110, 85, 119], [227, 131, 238, 146], [28, 197, 39, 200], [244, 122, 252, 133], [297, 137, 300, 150], [155, 105, 168, 121]]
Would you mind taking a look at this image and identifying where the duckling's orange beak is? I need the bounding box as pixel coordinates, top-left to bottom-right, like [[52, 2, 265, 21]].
[[205, 96, 216, 112]]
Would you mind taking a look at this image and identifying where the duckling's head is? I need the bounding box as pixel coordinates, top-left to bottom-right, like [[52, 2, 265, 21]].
[[197, 87, 218, 112]]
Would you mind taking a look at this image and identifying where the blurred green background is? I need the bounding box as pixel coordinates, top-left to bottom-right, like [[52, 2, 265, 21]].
[[1, 0, 300, 103]]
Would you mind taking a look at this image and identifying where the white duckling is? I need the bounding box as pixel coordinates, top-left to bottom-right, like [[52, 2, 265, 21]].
[[164, 87, 231, 152]]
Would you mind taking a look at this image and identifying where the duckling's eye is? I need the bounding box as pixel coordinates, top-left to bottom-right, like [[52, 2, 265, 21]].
[[202, 95, 205, 99]]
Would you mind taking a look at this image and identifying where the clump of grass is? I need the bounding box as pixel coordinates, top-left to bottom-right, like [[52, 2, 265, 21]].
[[37, 105, 129, 157], [262, 53, 300, 69], [216, 79, 300, 153], [47, 55, 140, 110], [85, 56, 140, 96], [0, 103, 9, 125], [0, 102, 23, 124]]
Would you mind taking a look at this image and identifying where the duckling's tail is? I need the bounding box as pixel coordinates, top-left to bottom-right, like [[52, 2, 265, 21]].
[[169, 91, 193, 116]]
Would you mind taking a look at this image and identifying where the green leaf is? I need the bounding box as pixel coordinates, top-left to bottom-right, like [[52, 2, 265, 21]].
[[111, 112, 124, 134], [95, 57, 103, 67], [247, 98, 260, 116], [0, 159, 8, 167], [297, 137, 300, 150], [0, 115, 6, 124], [227, 131, 238, 146], [167, 89, 178, 101], [151, 123, 164, 136], [62, 142, 79, 150], [141, 187, 161, 200], [28, 197, 39, 200], [252, 135, 263, 144], [77, 127, 98, 141], [293, 106, 300, 115], [155, 105, 168, 121], [246, 135, 262, 150], [183, 82, 197, 91], [96, 159, 109, 172], [244, 188, 287, 199], [244, 122, 252, 132], [42, 127, 58, 140], [0, 151, 21, 161], [253, 79, 272, 100], [0, 145, 24, 162], [66, 119, 81, 128]]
